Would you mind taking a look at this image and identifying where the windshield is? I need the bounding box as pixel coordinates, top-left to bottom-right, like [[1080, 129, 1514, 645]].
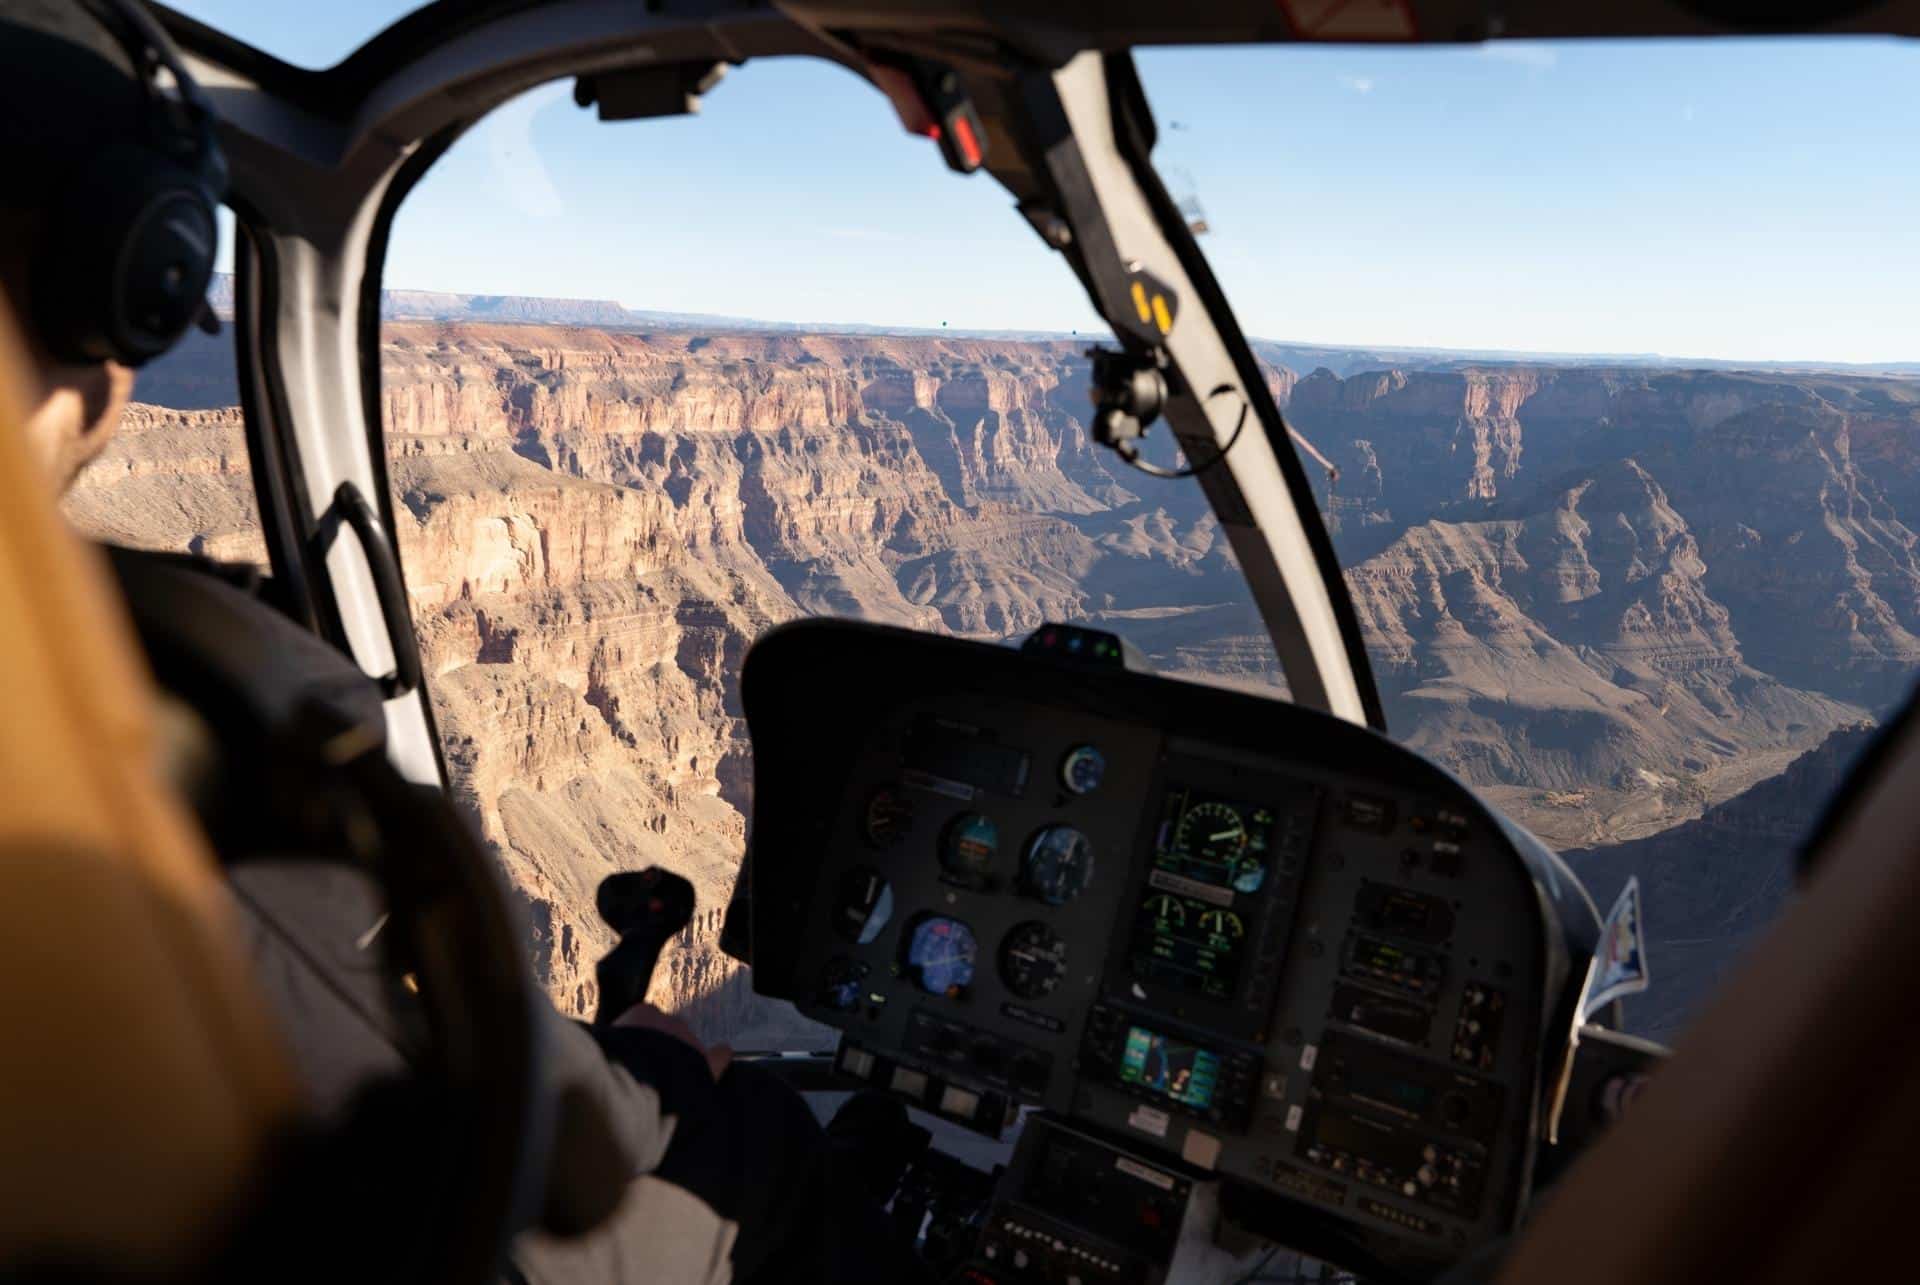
[[159, 0, 426, 68], [372, 60, 1252, 1050], [1140, 38, 1919, 1036], [84, 26, 1919, 1058]]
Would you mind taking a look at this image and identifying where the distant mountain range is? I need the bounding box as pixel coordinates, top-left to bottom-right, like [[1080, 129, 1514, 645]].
[[203, 275, 1920, 377], [204, 273, 1077, 343]]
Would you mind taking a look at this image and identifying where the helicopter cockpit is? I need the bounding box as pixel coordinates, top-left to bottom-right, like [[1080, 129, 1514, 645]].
[[6, 2, 1920, 1284], [731, 614, 1616, 1281]]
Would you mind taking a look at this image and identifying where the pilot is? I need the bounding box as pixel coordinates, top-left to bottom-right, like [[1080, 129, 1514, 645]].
[[1, 3, 925, 1281]]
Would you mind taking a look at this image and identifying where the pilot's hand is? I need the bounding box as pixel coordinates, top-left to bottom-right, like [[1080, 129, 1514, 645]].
[[614, 1001, 734, 1081]]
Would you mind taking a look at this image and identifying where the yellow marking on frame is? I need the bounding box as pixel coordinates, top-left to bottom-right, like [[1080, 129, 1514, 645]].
[[1151, 294, 1173, 335], [1131, 281, 1152, 324]]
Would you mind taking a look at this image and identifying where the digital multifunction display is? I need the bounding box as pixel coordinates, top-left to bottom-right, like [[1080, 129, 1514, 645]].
[[1130, 889, 1250, 1001], [1124, 783, 1278, 1000], [1153, 785, 1277, 893], [1118, 1024, 1222, 1111], [1081, 1002, 1262, 1128]]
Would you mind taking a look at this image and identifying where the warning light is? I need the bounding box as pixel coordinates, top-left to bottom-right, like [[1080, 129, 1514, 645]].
[[1021, 622, 1132, 669], [948, 112, 983, 171]]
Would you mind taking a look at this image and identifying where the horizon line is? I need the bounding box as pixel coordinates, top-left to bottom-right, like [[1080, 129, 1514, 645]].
[[206, 272, 1920, 374]]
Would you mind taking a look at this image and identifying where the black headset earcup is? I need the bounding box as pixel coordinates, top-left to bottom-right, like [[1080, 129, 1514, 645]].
[[33, 141, 218, 368]]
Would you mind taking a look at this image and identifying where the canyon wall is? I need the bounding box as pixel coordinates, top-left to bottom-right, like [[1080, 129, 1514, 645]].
[[1290, 365, 1919, 845], [64, 322, 1920, 1043], [378, 324, 1245, 1042], [1567, 721, 1877, 1041]]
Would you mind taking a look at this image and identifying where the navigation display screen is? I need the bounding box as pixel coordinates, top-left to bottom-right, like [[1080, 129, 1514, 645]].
[[1118, 1025, 1221, 1111]]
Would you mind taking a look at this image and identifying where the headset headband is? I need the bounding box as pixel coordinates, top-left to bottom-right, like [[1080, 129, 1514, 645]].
[[81, 0, 227, 192]]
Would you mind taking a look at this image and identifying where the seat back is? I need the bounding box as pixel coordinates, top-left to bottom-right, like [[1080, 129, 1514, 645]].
[[0, 300, 297, 1272]]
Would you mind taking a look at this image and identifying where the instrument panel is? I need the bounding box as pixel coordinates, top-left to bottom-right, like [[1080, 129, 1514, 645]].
[[740, 621, 1596, 1281]]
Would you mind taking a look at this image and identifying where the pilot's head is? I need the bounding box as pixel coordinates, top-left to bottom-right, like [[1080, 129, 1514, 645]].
[[1, 0, 220, 491]]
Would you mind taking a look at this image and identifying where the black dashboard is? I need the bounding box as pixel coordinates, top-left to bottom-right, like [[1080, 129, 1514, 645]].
[[735, 620, 1602, 1281]]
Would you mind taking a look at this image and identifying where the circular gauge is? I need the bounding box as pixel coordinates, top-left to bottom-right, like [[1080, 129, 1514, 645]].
[[832, 866, 895, 945], [819, 957, 870, 1011], [1142, 892, 1189, 928], [1060, 745, 1106, 795], [864, 787, 916, 849], [940, 812, 999, 881], [1176, 800, 1265, 893], [1022, 826, 1095, 906], [905, 916, 978, 998], [1198, 908, 1245, 940], [999, 921, 1069, 1000]]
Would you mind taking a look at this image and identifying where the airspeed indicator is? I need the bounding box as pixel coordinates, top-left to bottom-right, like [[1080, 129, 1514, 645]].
[[1175, 800, 1266, 893]]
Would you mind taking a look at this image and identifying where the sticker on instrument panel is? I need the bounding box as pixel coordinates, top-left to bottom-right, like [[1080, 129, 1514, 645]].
[[1285, 1104, 1303, 1132], [1299, 1043, 1318, 1071], [1128, 1104, 1171, 1138], [1582, 876, 1651, 1020], [1115, 1157, 1177, 1190]]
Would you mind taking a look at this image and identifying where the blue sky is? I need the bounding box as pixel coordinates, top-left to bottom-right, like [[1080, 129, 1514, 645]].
[[174, 2, 1920, 363]]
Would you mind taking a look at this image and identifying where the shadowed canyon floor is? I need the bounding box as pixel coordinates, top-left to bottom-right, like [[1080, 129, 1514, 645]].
[[70, 320, 1920, 1044]]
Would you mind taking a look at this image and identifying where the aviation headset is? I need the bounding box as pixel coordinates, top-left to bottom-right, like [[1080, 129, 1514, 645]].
[[30, 0, 227, 367]]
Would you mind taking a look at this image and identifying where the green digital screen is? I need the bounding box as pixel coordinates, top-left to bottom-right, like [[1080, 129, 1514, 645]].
[[1119, 1024, 1221, 1110]]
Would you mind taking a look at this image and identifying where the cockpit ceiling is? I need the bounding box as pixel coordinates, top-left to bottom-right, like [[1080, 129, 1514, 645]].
[[154, 0, 427, 69]]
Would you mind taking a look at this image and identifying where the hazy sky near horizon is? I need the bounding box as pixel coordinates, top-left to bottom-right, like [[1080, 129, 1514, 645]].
[[175, 2, 1920, 363]]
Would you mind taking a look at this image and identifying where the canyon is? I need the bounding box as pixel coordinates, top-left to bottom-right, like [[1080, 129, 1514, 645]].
[[68, 317, 1920, 1045]]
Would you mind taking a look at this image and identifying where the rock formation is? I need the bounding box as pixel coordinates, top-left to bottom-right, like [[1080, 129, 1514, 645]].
[[1292, 365, 1920, 845], [62, 320, 1920, 1047]]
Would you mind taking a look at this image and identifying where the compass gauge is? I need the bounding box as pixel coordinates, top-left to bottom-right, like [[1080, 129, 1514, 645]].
[[905, 916, 978, 998]]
